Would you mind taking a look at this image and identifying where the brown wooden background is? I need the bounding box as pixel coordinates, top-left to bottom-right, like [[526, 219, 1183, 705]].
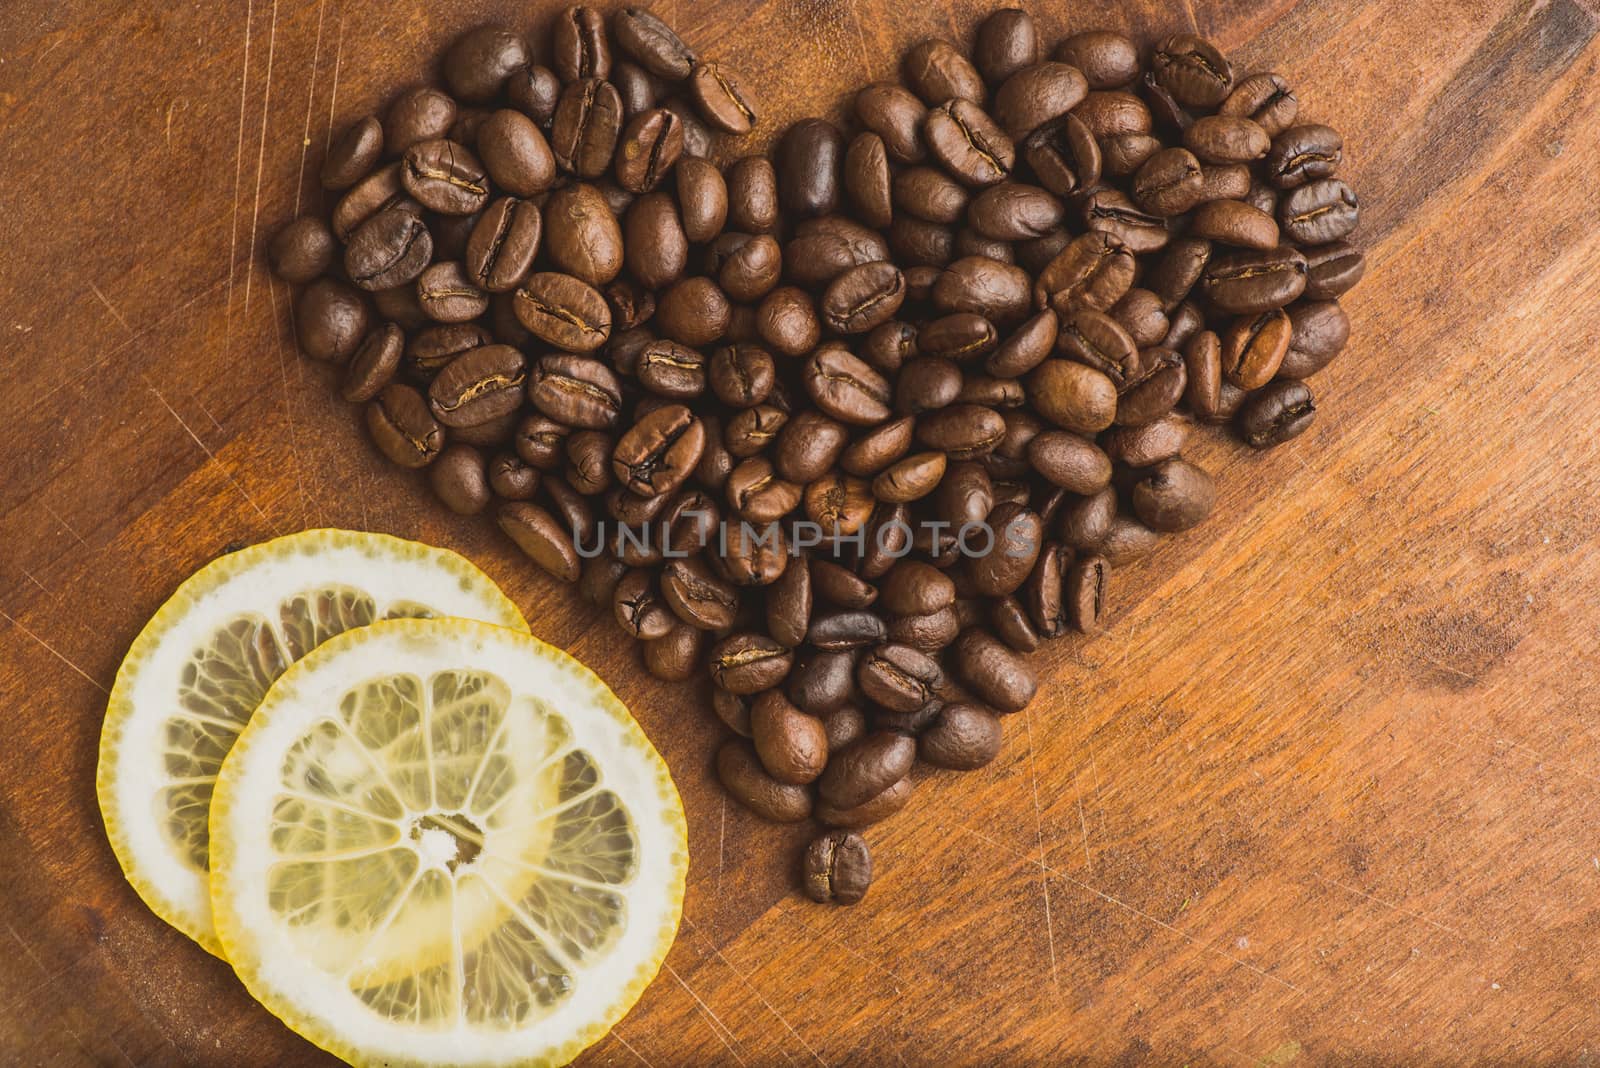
[[4, 0, 1600, 1063]]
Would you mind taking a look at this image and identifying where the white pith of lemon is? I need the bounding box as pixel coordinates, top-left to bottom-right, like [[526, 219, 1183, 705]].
[[97, 529, 528, 955], [209, 619, 687, 1068]]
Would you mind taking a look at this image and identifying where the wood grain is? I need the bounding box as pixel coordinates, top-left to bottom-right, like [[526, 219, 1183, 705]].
[[4, 0, 1600, 1063]]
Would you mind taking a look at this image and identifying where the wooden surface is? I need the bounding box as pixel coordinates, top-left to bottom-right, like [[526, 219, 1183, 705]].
[[4, 0, 1600, 1063]]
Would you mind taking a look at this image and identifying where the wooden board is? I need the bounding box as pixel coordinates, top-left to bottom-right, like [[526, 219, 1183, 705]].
[[4, 0, 1600, 1062]]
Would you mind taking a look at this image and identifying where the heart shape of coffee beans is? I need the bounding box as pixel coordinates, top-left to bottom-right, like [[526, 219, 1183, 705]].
[[271, 6, 1363, 906]]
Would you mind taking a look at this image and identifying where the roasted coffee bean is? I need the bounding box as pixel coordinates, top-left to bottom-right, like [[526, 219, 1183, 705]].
[[821, 261, 906, 334], [903, 38, 985, 105], [1098, 513, 1159, 564], [269, 216, 337, 283], [426, 444, 491, 515], [1030, 359, 1117, 434], [674, 157, 728, 243], [409, 323, 491, 381], [332, 163, 413, 240], [818, 731, 915, 809], [623, 192, 689, 289], [1132, 147, 1204, 217], [968, 502, 1042, 597], [916, 404, 1007, 458], [777, 118, 844, 218], [991, 596, 1040, 651], [1103, 413, 1191, 468], [1201, 246, 1307, 314], [544, 182, 624, 286], [636, 339, 706, 399], [644, 623, 704, 681], [1279, 178, 1359, 245], [1238, 378, 1315, 448], [551, 6, 610, 82], [609, 5, 693, 79], [919, 702, 1003, 769], [878, 560, 954, 618], [924, 99, 1014, 187], [551, 78, 623, 179], [1057, 485, 1115, 550], [718, 739, 812, 822], [513, 413, 572, 471], [968, 182, 1064, 241], [504, 62, 560, 124], [614, 107, 684, 193], [1302, 241, 1366, 300], [1100, 132, 1163, 178], [1132, 458, 1216, 531], [528, 353, 622, 428], [1081, 188, 1168, 254], [840, 133, 894, 230], [803, 831, 873, 905], [812, 560, 879, 609], [689, 61, 756, 135], [660, 555, 739, 630], [1054, 30, 1139, 89], [893, 166, 968, 224], [1185, 115, 1269, 164], [954, 370, 1023, 408], [1145, 238, 1211, 313], [752, 691, 828, 784], [1266, 123, 1343, 188], [655, 276, 730, 346], [1035, 231, 1135, 314], [1028, 431, 1111, 493], [886, 604, 961, 651], [476, 109, 556, 197], [933, 255, 1030, 323], [1151, 33, 1233, 109], [886, 215, 955, 268], [711, 687, 755, 737], [802, 346, 892, 426], [711, 632, 794, 694], [1279, 300, 1350, 378], [1114, 349, 1186, 426], [716, 518, 790, 586], [816, 776, 913, 828], [488, 452, 541, 500], [809, 610, 888, 651], [840, 415, 915, 478], [613, 61, 662, 119], [771, 414, 846, 485], [797, 474, 867, 536], [986, 310, 1057, 377], [727, 456, 802, 522], [465, 197, 542, 292], [713, 234, 781, 303], [1195, 162, 1253, 203], [1072, 90, 1151, 139], [758, 556, 811, 647], [322, 116, 384, 190], [1222, 308, 1292, 388], [514, 272, 611, 351], [992, 62, 1088, 141], [700, 344, 772, 410], [785, 216, 891, 287], [612, 568, 676, 639], [613, 403, 705, 497], [297, 278, 369, 362], [543, 476, 598, 550], [1022, 541, 1070, 636], [1221, 72, 1298, 136], [953, 629, 1036, 712], [935, 460, 994, 528], [723, 155, 777, 233], [442, 26, 527, 104], [417, 260, 489, 322], [1110, 289, 1169, 350], [862, 321, 919, 377], [401, 139, 489, 216], [1182, 330, 1224, 419], [855, 82, 928, 165], [385, 88, 457, 158], [724, 403, 786, 457], [1057, 306, 1139, 386], [858, 643, 941, 713], [429, 345, 526, 428], [1243, 178, 1279, 216], [1022, 113, 1100, 197], [873, 452, 947, 503], [785, 648, 855, 715], [1065, 553, 1109, 633], [497, 501, 581, 581], [895, 358, 962, 414], [342, 323, 406, 403], [1189, 199, 1279, 249]]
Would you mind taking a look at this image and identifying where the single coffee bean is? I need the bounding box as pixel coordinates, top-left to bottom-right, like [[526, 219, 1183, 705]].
[[803, 345, 892, 426], [700, 343, 773, 410], [727, 456, 802, 522], [1109, 288, 1169, 349], [1265, 123, 1343, 188], [428, 345, 526, 428], [659, 555, 738, 631], [1065, 553, 1109, 633], [815, 776, 912, 828], [976, 8, 1039, 84], [752, 691, 828, 785], [1057, 306, 1139, 386], [985, 309, 1057, 378], [893, 166, 968, 224], [1114, 349, 1186, 426], [808, 609, 888, 651], [1072, 90, 1152, 139], [1195, 162, 1253, 203], [924, 99, 1015, 187], [504, 62, 560, 124], [1021, 112, 1100, 198], [1028, 431, 1111, 493], [968, 502, 1043, 597], [1035, 231, 1135, 314], [1132, 458, 1217, 532], [821, 261, 906, 334], [385, 88, 457, 159], [724, 403, 786, 457], [297, 277, 369, 362], [854, 82, 928, 165], [858, 643, 941, 713], [1100, 132, 1163, 177], [1202, 246, 1308, 314], [992, 62, 1088, 142], [886, 215, 955, 268], [652, 276, 728, 346], [710, 687, 755, 737], [331, 163, 413, 240], [872, 452, 947, 503], [803, 831, 873, 905], [786, 648, 855, 714], [1104, 413, 1192, 468], [408, 322, 491, 382], [711, 632, 794, 694], [551, 5, 610, 82], [714, 234, 782, 303], [1220, 72, 1298, 136], [1029, 359, 1117, 434], [886, 604, 961, 652], [1056, 485, 1115, 550], [1238, 378, 1316, 448], [401, 139, 489, 216], [441, 26, 527, 104], [644, 623, 704, 682], [1279, 178, 1359, 245], [341, 323, 405, 404], [474, 109, 555, 197], [759, 556, 811, 648], [895, 357, 961, 415], [1185, 115, 1269, 164], [717, 518, 790, 587], [1022, 540, 1070, 637], [612, 403, 705, 497], [513, 413, 571, 471], [774, 412, 848, 483], [840, 415, 915, 477], [528, 353, 622, 428], [1222, 308, 1293, 388], [1151, 33, 1233, 109], [462, 197, 543, 294], [725, 155, 778, 233], [607, 5, 692, 78], [612, 60, 661, 119], [496, 501, 580, 581], [488, 452, 541, 500], [1189, 199, 1279, 249], [268, 216, 337, 283], [1145, 237, 1211, 313], [342, 207, 433, 293], [953, 630, 1036, 712], [614, 107, 684, 193], [818, 731, 915, 809], [903, 37, 985, 105], [919, 702, 1003, 769], [812, 560, 879, 609], [610, 568, 676, 640], [1302, 241, 1366, 300], [880, 562, 957, 619], [933, 255, 1031, 323], [322, 115, 383, 190], [421, 445, 487, 517], [1279, 300, 1350, 378], [1081, 188, 1169, 254], [550, 78, 623, 179], [620, 192, 687, 289], [543, 476, 598, 551], [1161, 301, 1205, 353], [1132, 147, 1204, 217], [675, 157, 728, 242], [1054, 30, 1139, 89], [777, 118, 845, 218], [689, 61, 757, 135], [636, 339, 706, 399], [840, 132, 894, 230], [416, 260, 489, 322], [1141, 69, 1193, 135], [785, 215, 891, 286], [1182, 330, 1224, 419], [968, 182, 1065, 241], [915, 404, 1007, 459], [718, 739, 812, 822], [513, 271, 612, 351], [543, 182, 624, 286], [935, 460, 994, 529], [991, 595, 1040, 652]]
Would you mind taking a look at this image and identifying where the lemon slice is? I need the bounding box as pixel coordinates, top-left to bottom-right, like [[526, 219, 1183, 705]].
[[98, 529, 528, 956], [209, 619, 687, 1068]]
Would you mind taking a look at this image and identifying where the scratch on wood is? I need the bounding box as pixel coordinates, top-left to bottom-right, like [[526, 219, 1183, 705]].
[[1311, 873, 1462, 936], [846, 0, 875, 82], [663, 962, 750, 1066], [227, 0, 256, 332], [87, 282, 133, 337], [41, 502, 92, 553], [241, 0, 281, 319], [0, 609, 109, 695], [293, 0, 329, 217], [610, 1029, 658, 1068], [324, 13, 346, 153], [149, 387, 273, 524], [682, 917, 829, 1067], [717, 796, 727, 898], [773, 906, 906, 990], [1021, 708, 1061, 995]]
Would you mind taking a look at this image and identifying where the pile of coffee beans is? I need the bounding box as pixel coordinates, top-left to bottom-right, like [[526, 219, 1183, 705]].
[[271, 6, 1362, 907]]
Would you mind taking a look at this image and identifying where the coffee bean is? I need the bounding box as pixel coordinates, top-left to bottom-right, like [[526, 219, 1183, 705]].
[[1221, 72, 1298, 136], [1132, 147, 1204, 217], [718, 739, 812, 822], [675, 157, 728, 242], [489, 453, 541, 500], [839, 415, 915, 478], [644, 623, 704, 681], [269, 216, 337, 283], [802, 345, 892, 426], [724, 403, 785, 458], [711, 632, 794, 694], [953, 629, 1036, 712], [1201, 246, 1307, 314], [903, 38, 985, 105], [752, 691, 828, 784], [991, 596, 1040, 652], [886, 604, 961, 651], [1279, 178, 1359, 245], [777, 118, 844, 218], [1100, 132, 1163, 178], [1022, 112, 1101, 197], [785, 215, 891, 286], [1130, 458, 1215, 532], [1065, 553, 1109, 633], [689, 61, 756, 135], [1152, 33, 1233, 109], [854, 82, 928, 165], [933, 255, 1031, 323], [873, 452, 947, 503], [816, 775, 913, 828], [1238, 378, 1315, 448], [528, 353, 622, 428], [968, 502, 1042, 597], [551, 5, 610, 82], [612, 568, 677, 640], [1053, 30, 1139, 89], [976, 11, 1041, 85], [1265, 123, 1343, 188], [384, 88, 457, 159], [857, 643, 942, 713], [1056, 486, 1115, 550], [993, 62, 1088, 142], [340, 324, 405, 403], [1028, 431, 1111, 493], [924, 99, 1015, 187], [657, 555, 736, 631], [802, 831, 873, 905], [614, 107, 684, 193], [1029, 359, 1116, 434], [1114, 349, 1186, 426], [1302, 241, 1366, 300], [297, 277, 369, 362], [425, 444, 488, 515], [1103, 413, 1191, 468], [986, 309, 1057, 377], [495, 501, 579, 581], [401, 139, 489, 216], [968, 182, 1065, 241], [1109, 289, 1169, 350], [612, 61, 661, 119], [612, 404, 705, 498], [512, 271, 611, 352], [934, 460, 995, 529], [1185, 115, 1269, 164], [1081, 187, 1169, 254], [808, 610, 888, 651], [476, 109, 556, 197], [727, 457, 802, 522], [1222, 308, 1292, 388], [812, 560, 879, 609], [919, 702, 1003, 769], [428, 345, 526, 428], [551, 78, 623, 179], [714, 233, 782, 303], [1279, 300, 1350, 379], [635, 339, 705, 399], [416, 260, 489, 322], [842, 133, 893, 230], [1035, 231, 1135, 314], [819, 731, 915, 809], [1072, 91, 1151, 139], [1189, 199, 1279, 249], [322, 116, 384, 190], [821, 262, 906, 334]]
